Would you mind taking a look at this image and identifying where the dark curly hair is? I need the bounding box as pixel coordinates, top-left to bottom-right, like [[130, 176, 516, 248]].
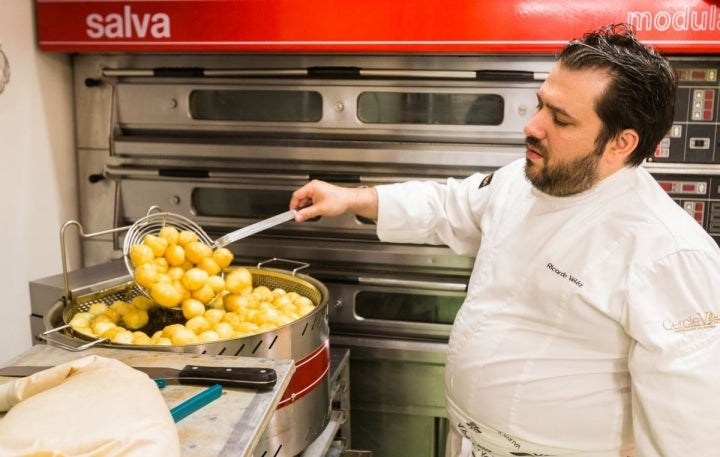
[[558, 24, 677, 166]]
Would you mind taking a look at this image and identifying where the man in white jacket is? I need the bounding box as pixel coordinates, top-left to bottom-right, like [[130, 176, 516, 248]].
[[289, 24, 720, 456]]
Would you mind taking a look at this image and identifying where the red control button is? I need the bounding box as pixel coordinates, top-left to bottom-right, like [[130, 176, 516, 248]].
[[659, 181, 673, 191], [706, 90, 715, 99], [683, 183, 697, 192], [705, 110, 713, 120]]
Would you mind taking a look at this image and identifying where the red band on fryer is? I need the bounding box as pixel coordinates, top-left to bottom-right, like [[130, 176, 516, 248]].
[[277, 339, 329, 409]]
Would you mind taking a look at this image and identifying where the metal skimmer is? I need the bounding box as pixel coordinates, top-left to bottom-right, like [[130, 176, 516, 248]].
[[123, 209, 297, 302]]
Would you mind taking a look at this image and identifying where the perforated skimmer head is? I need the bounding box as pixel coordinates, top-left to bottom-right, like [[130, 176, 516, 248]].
[[123, 209, 297, 304], [123, 212, 213, 300]]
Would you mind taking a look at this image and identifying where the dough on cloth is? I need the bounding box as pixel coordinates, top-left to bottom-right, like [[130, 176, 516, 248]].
[[0, 355, 180, 457]]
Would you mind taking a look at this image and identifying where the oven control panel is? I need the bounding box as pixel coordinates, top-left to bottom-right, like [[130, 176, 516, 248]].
[[649, 59, 720, 164], [645, 58, 720, 246], [651, 173, 720, 244]]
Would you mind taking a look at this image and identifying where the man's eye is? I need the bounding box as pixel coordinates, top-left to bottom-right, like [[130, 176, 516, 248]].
[[553, 117, 569, 126]]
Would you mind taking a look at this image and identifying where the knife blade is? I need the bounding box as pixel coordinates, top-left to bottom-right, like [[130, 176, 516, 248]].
[[0, 364, 277, 389]]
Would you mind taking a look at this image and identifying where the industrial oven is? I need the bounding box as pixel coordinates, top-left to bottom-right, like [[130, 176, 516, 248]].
[[30, 1, 720, 456]]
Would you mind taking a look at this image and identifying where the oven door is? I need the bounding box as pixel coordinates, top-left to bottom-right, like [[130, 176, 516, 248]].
[[112, 79, 538, 148], [320, 271, 466, 457], [323, 273, 467, 340], [110, 170, 478, 273]]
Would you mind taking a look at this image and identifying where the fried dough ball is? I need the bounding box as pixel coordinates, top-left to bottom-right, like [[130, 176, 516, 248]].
[[177, 230, 199, 246], [69, 313, 93, 329], [212, 247, 234, 269], [92, 321, 117, 338], [129, 244, 154, 267], [206, 275, 225, 294], [73, 326, 96, 338], [153, 257, 169, 274], [185, 315, 212, 335], [150, 281, 183, 308], [204, 308, 226, 326], [182, 298, 206, 320], [87, 303, 108, 316], [123, 307, 149, 330], [94, 310, 120, 325], [143, 234, 168, 257], [130, 295, 154, 311], [191, 284, 215, 304], [184, 241, 213, 264], [182, 267, 209, 291], [213, 322, 234, 340], [234, 321, 260, 336], [164, 244, 186, 266], [134, 263, 159, 289], [158, 226, 180, 245], [161, 323, 185, 339], [225, 267, 253, 295], [221, 311, 241, 328], [197, 257, 222, 276], [205, 294, 225, 311], [170, 326, 199, 345], [109, 300, 132, 316], [167, 266, 185, 281], [110, 329, 134, 344], [223, 293, 250, 313], [154, 337, 173, 346], [131, 331, 153, 345], [198, 330, 220, 343]]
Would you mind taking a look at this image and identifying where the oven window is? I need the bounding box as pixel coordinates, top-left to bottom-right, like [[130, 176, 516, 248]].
[[192, 188, 292, 218], [189, 90, 323, 122], [357, 92, 504, 125], [355, 291, 464, 325]]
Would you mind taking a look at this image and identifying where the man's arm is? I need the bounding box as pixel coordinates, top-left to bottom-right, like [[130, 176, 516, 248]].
[[290, 180, 378, 222]]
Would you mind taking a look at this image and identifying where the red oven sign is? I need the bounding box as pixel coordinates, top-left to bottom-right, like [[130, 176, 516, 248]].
[[36, 0, 720, 53]]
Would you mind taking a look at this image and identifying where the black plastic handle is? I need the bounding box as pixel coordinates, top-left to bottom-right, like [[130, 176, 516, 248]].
[[178, 365, 277, 389]]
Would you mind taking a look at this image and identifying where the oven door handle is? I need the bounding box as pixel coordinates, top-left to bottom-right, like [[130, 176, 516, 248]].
[[103, 165, 310, 181], [358, 277, 467, 292]]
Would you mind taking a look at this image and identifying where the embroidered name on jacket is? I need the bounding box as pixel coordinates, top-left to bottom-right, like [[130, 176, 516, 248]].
[[546, 262, 584, 288]]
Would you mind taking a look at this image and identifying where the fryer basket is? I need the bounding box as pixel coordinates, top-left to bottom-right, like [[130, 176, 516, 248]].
[[44, 264, 327, 352]]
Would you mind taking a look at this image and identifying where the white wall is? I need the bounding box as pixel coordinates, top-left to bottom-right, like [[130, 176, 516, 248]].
[[0, 1, 78, 362]]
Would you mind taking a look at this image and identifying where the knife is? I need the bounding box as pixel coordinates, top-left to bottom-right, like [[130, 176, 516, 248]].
[[0, 364, 277, 389]]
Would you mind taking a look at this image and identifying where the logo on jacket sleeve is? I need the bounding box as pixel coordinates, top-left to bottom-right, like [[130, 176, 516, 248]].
[[479, 173, 494, 189], [663, 311, 720, 333]]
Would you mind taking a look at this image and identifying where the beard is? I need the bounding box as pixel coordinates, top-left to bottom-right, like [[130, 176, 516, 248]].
[[524, 136, 604, 197]]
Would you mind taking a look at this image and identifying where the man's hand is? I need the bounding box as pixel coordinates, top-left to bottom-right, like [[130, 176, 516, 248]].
[[290, 180, 378, 222]]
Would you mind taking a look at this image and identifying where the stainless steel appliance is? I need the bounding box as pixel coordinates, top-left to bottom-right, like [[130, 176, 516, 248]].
[[29, 52, 720, 457], [643, 59, 720, 244], [29, 257, 350, 457]]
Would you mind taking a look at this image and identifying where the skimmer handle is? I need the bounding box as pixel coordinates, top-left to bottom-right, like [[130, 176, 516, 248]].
[[212, 210, 297, 248]]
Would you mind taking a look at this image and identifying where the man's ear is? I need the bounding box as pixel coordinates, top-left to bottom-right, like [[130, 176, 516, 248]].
[[605, 129, 639, 165]]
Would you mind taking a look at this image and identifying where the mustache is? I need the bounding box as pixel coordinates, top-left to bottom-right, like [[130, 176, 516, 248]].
[[526, 136, 547, 156]]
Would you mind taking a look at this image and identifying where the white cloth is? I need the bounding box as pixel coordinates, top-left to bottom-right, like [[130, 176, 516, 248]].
[[377, 158, 720, 457], [0, 355, 180, 457]]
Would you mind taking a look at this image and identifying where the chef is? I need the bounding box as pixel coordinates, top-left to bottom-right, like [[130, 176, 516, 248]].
[[289, 24, 720, 456]]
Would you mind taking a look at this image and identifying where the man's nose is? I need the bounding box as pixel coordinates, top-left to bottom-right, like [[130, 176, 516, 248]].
[[523, 112, 545, 140]]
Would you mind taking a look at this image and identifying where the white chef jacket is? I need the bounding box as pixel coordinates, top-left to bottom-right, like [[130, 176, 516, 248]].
[[375, 158, 720, 457]]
